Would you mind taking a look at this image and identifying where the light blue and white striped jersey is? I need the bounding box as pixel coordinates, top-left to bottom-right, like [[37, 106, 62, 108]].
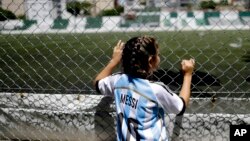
[[97, 73, 185, 141]]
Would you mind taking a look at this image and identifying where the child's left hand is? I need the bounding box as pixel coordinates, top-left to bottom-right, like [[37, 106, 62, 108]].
[[111, 40, 124, 65]]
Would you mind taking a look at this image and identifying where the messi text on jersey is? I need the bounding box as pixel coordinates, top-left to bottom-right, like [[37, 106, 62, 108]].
[[120, 94, 138, 109]]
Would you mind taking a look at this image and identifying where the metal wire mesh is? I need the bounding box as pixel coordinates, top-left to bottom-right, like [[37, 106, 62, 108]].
[[0, 0, 250, 140]]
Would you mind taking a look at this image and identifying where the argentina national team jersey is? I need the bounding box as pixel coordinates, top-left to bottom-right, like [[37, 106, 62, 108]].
[[96, 73, 185, 141]]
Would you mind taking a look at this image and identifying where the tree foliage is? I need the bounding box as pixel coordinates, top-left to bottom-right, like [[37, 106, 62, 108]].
[[100, 6, 124, 16], [66, 1, 92, 16], [0, 8, 17, 21], [200, 0, 216, 10]]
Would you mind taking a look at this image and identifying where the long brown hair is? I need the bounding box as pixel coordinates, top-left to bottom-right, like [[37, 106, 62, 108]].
[[122, 36, 159, 78]]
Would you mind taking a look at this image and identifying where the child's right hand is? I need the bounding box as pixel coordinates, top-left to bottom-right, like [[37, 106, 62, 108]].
[[181, 58, 195, 75]]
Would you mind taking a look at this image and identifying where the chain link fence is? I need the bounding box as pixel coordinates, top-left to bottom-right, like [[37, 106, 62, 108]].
[[0, 0, 250, 140]]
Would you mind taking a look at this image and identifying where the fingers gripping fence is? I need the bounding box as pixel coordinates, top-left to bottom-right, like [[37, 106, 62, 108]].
[[0, 0, 250, 140]]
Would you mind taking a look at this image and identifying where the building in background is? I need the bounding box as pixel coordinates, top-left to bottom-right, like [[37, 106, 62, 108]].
[[121, 0, 248, 11], [71, 0, 115, 16], [0, 0, 25, 16], [90, 0, 114, 14], [0, 0, 248, 21], [25, 0, 68, 20], [0, 0, 115, 21]]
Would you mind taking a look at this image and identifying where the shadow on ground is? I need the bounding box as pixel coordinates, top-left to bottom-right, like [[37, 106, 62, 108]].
[[94, 96, 116, 141], [242, 51, 250, 63], [151, 69, 221, 97]]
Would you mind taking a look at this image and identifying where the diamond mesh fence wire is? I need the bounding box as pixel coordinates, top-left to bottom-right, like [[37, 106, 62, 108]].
[[0, 0, 250, 140]]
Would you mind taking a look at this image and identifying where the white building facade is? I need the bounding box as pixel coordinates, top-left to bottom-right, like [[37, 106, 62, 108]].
[[25, 0, 68, 20]]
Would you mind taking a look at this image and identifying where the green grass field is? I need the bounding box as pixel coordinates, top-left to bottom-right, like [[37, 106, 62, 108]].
[[0, 30, 249, 96]]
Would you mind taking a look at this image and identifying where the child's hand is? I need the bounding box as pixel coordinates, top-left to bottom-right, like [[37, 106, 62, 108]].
[[111, 40, 124, 65], [94, 40, 124, 84], [181, 58, 195, 75]]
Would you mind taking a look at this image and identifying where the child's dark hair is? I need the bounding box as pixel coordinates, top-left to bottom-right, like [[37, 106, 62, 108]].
[[122, 36, 159, 78]]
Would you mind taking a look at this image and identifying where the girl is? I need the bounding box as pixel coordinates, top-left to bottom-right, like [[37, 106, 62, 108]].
[[94, 36, 195, 141]]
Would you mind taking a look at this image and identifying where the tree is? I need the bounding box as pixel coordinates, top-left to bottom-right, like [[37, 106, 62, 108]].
[[66, 1, 81, 16], [200, 0, 216, 10], [0, 7, 17, 21], [66, 1, 92, 16], [100, 6, 124, 16], [81, 1, 92, 15]]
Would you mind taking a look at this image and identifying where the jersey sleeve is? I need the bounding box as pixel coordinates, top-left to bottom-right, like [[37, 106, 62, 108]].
[[95, 73, 121, 96], [153, 82, 186, 115]]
